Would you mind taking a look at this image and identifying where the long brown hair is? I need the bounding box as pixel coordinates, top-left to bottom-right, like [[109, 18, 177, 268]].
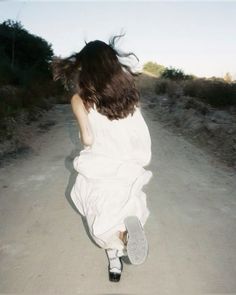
[[51, 33, 141, 120]]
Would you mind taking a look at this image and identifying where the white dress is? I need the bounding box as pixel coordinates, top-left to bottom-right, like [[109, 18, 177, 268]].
[[70, 103, 153, 253]]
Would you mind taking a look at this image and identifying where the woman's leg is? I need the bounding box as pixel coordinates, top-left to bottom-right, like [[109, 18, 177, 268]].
[[106, 248, 123, 282], [119, 230, 128, 246]]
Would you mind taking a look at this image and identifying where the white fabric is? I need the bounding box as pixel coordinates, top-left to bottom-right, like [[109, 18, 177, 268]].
[[70, 104, 153, 253]]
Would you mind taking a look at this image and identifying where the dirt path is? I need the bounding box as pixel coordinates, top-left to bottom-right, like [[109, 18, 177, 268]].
[[0, 91, 236, 293]]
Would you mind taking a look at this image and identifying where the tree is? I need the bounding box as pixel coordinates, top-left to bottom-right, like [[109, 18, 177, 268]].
[[0, 19, 54, 86], [143, 61, 165, 77], [224, 72, 232, 83]]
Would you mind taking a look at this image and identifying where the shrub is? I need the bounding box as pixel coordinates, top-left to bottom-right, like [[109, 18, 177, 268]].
[[155, 78, 170, 94], [0, 19, 65, 120], [183, 78, 236, 107], [143, 61, 165, 77], [160, 66, 194, 81], [155, 78, 180, 98]]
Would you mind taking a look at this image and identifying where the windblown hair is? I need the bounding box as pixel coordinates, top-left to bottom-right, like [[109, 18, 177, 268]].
[[51, 33, 141, 120]]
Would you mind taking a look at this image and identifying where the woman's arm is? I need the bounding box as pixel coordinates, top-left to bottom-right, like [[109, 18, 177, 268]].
[[71, 94, 94, 146]]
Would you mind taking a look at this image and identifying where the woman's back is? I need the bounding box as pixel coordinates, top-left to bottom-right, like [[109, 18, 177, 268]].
[[87, 104, 151, 166], [74, 104, 152, 181]]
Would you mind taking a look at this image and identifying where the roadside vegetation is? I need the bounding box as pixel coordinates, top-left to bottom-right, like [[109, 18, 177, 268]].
[[142, 62, 236, 168], [0, 19, 68, 144], [143, 61, 236, 108]]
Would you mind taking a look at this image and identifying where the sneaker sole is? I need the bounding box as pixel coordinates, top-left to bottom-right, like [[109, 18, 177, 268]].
[[124, 216, 149, 265]]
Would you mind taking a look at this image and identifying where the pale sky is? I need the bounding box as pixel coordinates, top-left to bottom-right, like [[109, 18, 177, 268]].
[[1, 1, 236, 79]]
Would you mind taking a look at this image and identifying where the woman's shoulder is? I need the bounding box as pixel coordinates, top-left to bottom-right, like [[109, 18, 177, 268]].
[[87, 103, 141, 122]]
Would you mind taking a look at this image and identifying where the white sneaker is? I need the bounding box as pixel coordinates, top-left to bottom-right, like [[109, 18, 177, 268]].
[[124, 216, 149, 265]]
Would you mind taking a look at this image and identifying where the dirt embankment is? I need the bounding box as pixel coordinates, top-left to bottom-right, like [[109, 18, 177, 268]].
[[0, 106, 57, 167], [136, 73, 236, 170]]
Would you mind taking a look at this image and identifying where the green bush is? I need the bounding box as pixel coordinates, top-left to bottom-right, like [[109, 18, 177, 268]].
[[0, 19, 65, 121], [160, 66, 194, 81], [0, 20, 54, 86]]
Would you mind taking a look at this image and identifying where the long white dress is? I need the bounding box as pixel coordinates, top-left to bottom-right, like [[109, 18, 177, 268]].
[[70, 103, 153, 254]]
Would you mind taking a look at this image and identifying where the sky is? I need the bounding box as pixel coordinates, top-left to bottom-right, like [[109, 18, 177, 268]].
[[0, 1, 236, 79]]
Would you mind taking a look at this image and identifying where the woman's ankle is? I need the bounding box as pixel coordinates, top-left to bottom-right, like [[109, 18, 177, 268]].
[[119, 230, 128, 246], [106, 249, 122, 272]]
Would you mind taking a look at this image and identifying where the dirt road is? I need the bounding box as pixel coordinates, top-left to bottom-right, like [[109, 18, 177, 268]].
[[0, 94, 236, 293]]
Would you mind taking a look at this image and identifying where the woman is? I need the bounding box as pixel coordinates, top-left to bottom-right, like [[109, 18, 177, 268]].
[[51, 33, 153, 282]]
